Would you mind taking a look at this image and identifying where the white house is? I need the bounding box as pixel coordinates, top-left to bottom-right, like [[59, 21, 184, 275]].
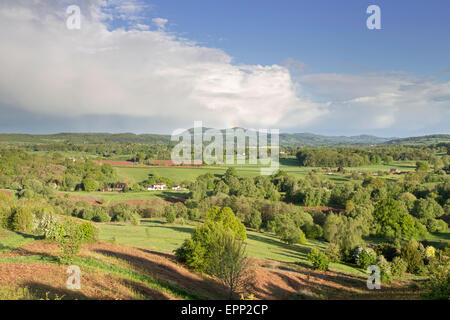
[[147, 183, 167, 191], [171, 185, 181, 191]]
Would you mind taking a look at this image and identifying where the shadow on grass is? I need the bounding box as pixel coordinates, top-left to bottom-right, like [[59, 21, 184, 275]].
[[22, 281, 91, 300], [93, 248, 227, 300], [146, 225, 194, 235], [247, 233, 310, 259]]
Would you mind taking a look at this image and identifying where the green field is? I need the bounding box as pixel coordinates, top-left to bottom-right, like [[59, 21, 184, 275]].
[[114, 157, 419, 184], [61, 190, 188, 205]]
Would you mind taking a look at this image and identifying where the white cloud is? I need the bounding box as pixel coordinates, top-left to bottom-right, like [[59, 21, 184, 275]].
[[0, 0, 326, 132], [298, 72, 450, 134], [0, 0, 448, 136], [152, 17, 168, 30]]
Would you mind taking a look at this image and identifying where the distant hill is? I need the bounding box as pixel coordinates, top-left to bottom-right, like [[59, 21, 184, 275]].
[[0, 133, 171, 145], [0, 131, 448, 147], [279, 133, 392, 146], [384, 134, 450, 145]]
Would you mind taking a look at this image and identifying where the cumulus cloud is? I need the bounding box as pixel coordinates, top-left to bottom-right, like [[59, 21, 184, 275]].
[[0, 0, 448, 136], [298, 72, 450, 135], [0, 0, 327, 132], [152, 17, 168, 30]]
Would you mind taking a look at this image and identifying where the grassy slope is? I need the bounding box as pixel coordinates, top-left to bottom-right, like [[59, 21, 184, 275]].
[[98, 219, 366, 276]]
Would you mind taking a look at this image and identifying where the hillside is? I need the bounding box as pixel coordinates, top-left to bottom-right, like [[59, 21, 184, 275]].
[[0, 227, 424, 300], [385, 134, 450, 145]]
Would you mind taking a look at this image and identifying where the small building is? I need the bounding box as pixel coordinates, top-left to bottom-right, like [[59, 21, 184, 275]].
[[148, 183, 167, 191], [389, 168, 399, 175], [171, 185, 181, 191], [114, 183, 127, 191]]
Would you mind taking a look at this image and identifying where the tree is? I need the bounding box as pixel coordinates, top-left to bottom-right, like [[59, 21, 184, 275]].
[[373, 198, 416, 238], [271, 214, 306, 245], [412, 198, 444, 220], [175, 207, 247, 272], [308, 248, 329, 270], [206, 206, 246, 240], [207, 231, 253, 299], [416, 161, 429, 172], [247, 209, 262, 230], [397, 192, 417, 211], [82, 178, 98, 192]]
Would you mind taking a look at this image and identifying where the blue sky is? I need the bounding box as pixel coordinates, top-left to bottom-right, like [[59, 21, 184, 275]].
[[144, 0, 450, 78], [0, 0, 449, 136]]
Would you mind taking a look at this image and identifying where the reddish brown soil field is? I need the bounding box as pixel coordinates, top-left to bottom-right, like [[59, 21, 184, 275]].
[[0, 190, 13, 197], [96, 160, 201, 168]]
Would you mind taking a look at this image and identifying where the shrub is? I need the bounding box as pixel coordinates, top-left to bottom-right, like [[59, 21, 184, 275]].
[[422, 259, 450, 300], [391, 257, 408, 276], [401, 240, 424, 274], [247, 209, 262, 230], [57, 221, 83, 265], [325, 243, 342, 262], [175, 208, 247, 272], [272, 214, 306, 245], [164, 207, 176, 223], [36, 213, 65, 240], [207, 231, 253, 299], [12, 206, 34, 233], [92, 208, 111, 223], [304, 224, 323, 240], [110, 203, 139, 225], [206, 207, 246, 240], [376, 255, 392, 284], [354, 246, 377, 269], [188, 208, 200, 220], [308, 248, 329, 271], [78, 222, 98, 242]]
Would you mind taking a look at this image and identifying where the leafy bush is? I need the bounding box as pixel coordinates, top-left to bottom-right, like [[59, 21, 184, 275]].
[[373, 198, 416, 238], [57, 220, 83, 265], [376, 255, 392, 284], [325, 243, 342, 262], [401, 240, 424, 274], [36, 213, 65, 240], [164, 207, 176, 223], [247, 209, 262, 230], [422, 260, 450, 300], [175, 207, 247, 273], [304, 224, 323, 239], [92, 208, 111, 223], [109, 203, 139, 225], [391, 257, 408, 276], [308, 248, 329, 271], [272, 214, 306, 245], [12, 206, 34, 233], [207, 231, 253, 299], [354, 246, 377, 269], [78, 222, 98, 242], [188, 208, 200, 220], [206, 207, 246, 240]]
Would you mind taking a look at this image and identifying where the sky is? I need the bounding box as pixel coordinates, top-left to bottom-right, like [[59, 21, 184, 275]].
[[0, 0, 449, 137]]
